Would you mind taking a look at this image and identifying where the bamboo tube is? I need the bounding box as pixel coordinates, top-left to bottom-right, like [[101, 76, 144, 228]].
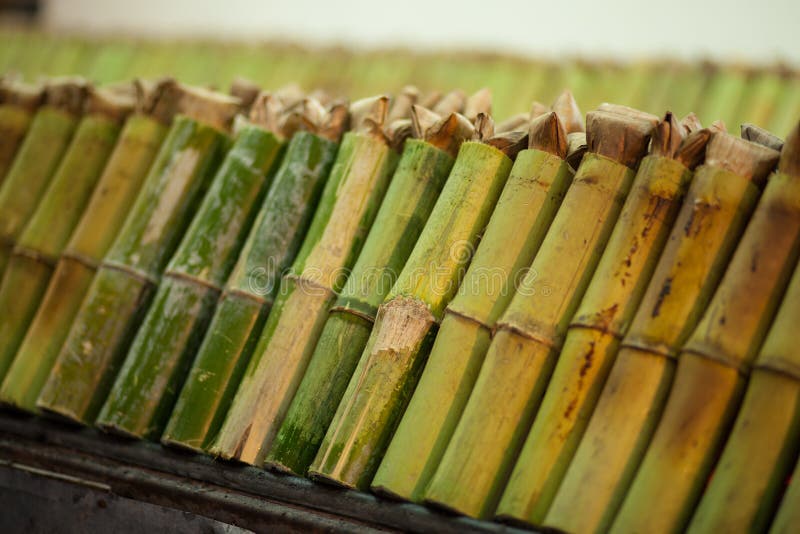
[[421, 106, 657, 519], [545, 128, 779, 534], [35, 85, 239, 425], [93, 92, 293, 440], [612, 127, 797, 534], [370, 94, 583, 503], [265, 105, 474, 476], [770, 456, 800, 534], [0, 80, 178, 413], [208, 96, 401, 465], [307, 116, 524, 491], [0, 78, 87, 276], [0, 79, 44, 186], [161, 99, 347, 452], [689, 253, 800, 534], [495, 113, 709, 525], [0, 85, 133, 381]]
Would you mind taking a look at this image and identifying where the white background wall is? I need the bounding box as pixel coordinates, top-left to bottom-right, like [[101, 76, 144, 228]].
[[43, 0, 800, 65]]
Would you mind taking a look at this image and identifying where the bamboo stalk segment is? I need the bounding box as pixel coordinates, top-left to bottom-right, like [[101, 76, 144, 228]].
[[0, 84, 133, 381], [545, 129, 779, 534], [93, 92, 294, 440], [612, 125, 798, 534], [265, 105, 472, 476], [35, 84, 237, 425], [208, 96, 401, 465], [161, 100, 347, 452], [307, 117, 519, 491], [770, 454, 800, 534], [0, 77, 87, 276], [495, 113, 709, 525], [371, 93, 583, 503], [421, 106, 657, 519], [0, 78, 44, 186], [0, 79, 178, 413]]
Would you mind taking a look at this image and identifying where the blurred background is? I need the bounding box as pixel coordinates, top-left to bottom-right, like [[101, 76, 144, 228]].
[[1, 0, 799, 132]]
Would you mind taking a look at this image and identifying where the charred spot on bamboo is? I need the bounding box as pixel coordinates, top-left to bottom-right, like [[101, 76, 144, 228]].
[[652, 277, 673, 318]]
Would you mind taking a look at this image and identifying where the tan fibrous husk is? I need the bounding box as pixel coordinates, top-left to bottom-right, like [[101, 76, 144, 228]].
[[680, 112, 703, 134], [250, 93, 348, 143], [552, 90, 584, 134], [650, 112, 686, 160], [585, 107, 659, 169], [229, 77, 261, 112], [136, 78, 183, 124], [464, 88, 492, 123], [84, 85, 135, 123], [157, 83, 241, 132], [44, 76, 89, 116], [566, 132, 589, 170], [387, 85, 420, 124], [527, 111, 568, 158], [530, 101, 550, 120], [778, 121, 800, 177], [741, 123, 784, 152], [495, 113, 529, 134], [705, 130, 780, 184], [676, 128, 713, 169], [411, 105, 475, 158], [420, 90, 443, 110], [432, 89, 466, 116], [0, 79, 44, 110], [474, 111, 528, 159]]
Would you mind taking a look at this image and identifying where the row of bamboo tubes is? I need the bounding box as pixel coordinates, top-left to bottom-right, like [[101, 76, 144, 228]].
[[1, 30, 800, 534]]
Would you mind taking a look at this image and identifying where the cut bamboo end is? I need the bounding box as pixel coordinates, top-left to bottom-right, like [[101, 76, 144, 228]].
[[420, 90, 443, 110], [411, 105, 475, 158], [676, 128, 713, 169], [44, 77, 89, 116], [387, 85, 419, 123], [552, 90, 584, 134], [680, 112, 703, 133], [778, 121, 800, 176], [741, 123, 784, 152], [585, 108, 658, 168], [464, 88, 492, 122], [229, 77, 261, 111], [84, 86, 134, 123], [530, 101, 550, 120], [705, 131, 780, 184], [566, 132, 588, 170], [432, 89, 466, 116], [650, 112, 685, 159], [174, 84, 241, 132], [0, 79, 44, 110], [527, 112, 568, 159], [486, 129, 528, 159], [349, 94, 390, 140]]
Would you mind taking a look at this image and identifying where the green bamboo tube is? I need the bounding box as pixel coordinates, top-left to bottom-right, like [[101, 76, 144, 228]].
[[371, 103, 582, 503], [768, 73, 800, 138], [36, 86, 239, 425], [689, 255, 800, 533], [208, 96, 401, 465], [0, 78, 87, 276], [545, 130, 779, 534], [264, 106, 472, 476], [770, 456, 800, 534], [0, 86, 133, 381], [0, 79, 44, 186], [612, 128, 797, 534], [307, 123, 526, 491], [495, 114, 709, 525], [94, 94, 290, 440], [732, 69, 784, 130], [423, 107, 658, 519], [0, 80, 178, 413], [697, 66, 749, 128], [161, 102, 347, 453]]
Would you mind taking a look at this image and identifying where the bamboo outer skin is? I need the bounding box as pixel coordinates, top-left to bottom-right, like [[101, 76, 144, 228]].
[[0, 114, 168, 412], [0, 96, 40, 186], [0, 110, 124, 380], [35, 116, 229, 425], [496, 155, 694, 524], [94, 124, 285, 440], [423, 152, 635, 519], [0, 106, 79, 276], [371, 147, 573, 502], [208, 132, 399, 466], [161, 130, 339, 452], [545, 163, 763, 534], [265, 138, 454, 475], [612, 170, 800, 534], [308, 141, 513, 490]]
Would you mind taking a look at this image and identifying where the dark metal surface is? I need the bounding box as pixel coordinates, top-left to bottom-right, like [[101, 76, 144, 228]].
[[0, 413, 536, 533]]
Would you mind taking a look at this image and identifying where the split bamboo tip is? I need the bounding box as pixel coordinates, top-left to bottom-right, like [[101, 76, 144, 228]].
[[175, 84, 241, 131], [649, 112, 685, 160], [778, 121, 800, 177], [411, 105, 475, 158], [705, 130, 780, 183], [229, 77, 262, 111], [585, 107, 658, 169], [676, 127, 713, 169], [527, 111, 568, 159], [44, 76, 89, 116], [349, 94, 390, 137], [680, 112, 703, 134], [566, 131, 588, 169], [530, 101, 550, 120], [552, 90, 584, 134], [464, 88, 492, 122], [741, 123, 784, 152], [135, 78, 184, 124], [0, 78, 44, 110], [387, 85, 420, 124], [85, 85, 135, 123], [420, 90, 443, 110], [495, 112, 529, 134], [432, 89, 466, 116]]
